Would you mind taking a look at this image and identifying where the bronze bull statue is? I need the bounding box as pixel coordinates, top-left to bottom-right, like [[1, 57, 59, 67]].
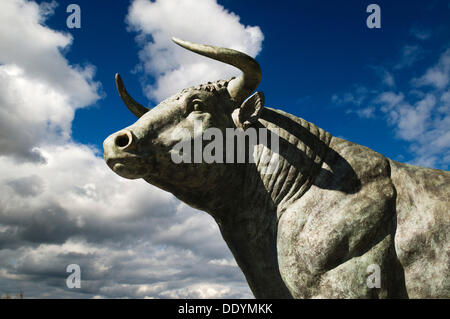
[[103, 38, 449, 298]]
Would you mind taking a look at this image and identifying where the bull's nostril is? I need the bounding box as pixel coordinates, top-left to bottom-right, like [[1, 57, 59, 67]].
[[115, 132, 130, 148]]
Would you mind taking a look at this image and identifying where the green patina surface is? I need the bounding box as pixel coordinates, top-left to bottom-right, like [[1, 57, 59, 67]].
[[104, 38, 450, 299]]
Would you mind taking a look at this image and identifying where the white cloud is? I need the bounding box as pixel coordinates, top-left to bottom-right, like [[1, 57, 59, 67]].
[[395, 49, 450, 168], [0, 0, 100, 162], [334, 46, 450, 169], [331, 85, 369, 107], [38, 0, 58, 18], [394, 45, 425, 70], [126, 0, 264, 101], [394, 94, 435, 141], [383, 71, 396, 87], [413, 49, 450, 89], [377, 92, 405, 111], [354, 106, 376, 119], [440, 90, 450, 112], [369, 66, 396, 87], [160, 283, 242, 299], [375, 50, 450, 168], [410, 26, 432, 41], [0, 65, 71, 161], [0, 0, 99, 107]]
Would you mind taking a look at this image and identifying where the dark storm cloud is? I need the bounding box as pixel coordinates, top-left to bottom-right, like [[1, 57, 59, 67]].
[[6, 175, 45, 197], [0, 176, 251, 298]]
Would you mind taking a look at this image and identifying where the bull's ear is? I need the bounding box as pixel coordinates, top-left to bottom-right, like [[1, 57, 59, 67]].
[[231, 92, 265, 129]]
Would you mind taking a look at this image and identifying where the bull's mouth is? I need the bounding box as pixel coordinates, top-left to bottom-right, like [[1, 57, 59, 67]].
[[106, 157, 150, 179]]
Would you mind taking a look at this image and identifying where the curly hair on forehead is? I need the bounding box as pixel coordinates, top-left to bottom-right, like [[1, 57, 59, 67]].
[[172, 78, 238, 111], [180, 78, 232, 96]]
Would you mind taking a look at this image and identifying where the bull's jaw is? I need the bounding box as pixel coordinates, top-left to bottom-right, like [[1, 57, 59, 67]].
[[142, 161, 230, 210], [107, 158, 150, 179]]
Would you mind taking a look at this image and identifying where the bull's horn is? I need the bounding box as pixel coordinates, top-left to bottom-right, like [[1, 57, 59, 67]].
[[172, 37, 261, 105], [115, 73, 150, 118]]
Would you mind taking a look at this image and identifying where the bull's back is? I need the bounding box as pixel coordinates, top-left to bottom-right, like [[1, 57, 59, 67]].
[[390, 160, 450, 298]]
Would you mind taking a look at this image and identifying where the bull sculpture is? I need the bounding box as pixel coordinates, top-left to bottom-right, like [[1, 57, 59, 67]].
[[103, 38, 449, 298]]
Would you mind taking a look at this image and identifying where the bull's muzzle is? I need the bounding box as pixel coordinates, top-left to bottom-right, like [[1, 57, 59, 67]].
[[103, 129, 147, 179]]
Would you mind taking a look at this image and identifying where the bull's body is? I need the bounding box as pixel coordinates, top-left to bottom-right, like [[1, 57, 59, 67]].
[[104, 38, 449, 298], [207, 107, 449, 298], [237, 108, 449, 298]]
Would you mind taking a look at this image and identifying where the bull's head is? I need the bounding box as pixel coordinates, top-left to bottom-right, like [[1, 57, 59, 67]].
[[103, 38, 264, 206]]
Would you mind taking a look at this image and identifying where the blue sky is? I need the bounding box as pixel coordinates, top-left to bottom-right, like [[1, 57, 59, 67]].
[[0, 0, 448, 299]]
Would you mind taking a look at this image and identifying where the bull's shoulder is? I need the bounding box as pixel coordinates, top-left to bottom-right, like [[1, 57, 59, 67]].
[[312, 136, 392, 193], [277, 137, 402, 298]]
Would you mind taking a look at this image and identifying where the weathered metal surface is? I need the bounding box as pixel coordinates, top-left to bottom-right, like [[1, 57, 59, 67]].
[[103, 38, 449, 299]]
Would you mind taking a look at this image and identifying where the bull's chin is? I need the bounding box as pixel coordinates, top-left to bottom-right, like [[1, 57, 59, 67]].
[[111, 162, 148, 179]]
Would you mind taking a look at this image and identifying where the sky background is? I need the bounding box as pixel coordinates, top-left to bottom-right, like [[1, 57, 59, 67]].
[[0, 0, 448, 298]]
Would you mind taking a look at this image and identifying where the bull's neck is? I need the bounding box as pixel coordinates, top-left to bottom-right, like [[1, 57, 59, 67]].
[[210, 108, 332, 218], [205, 111, 331, 298], [209, 162, 292, 298], [163, 109, 332, 298]]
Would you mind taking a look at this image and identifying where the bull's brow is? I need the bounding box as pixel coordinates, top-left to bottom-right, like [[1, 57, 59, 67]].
[[180, 79, 230, 95]]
